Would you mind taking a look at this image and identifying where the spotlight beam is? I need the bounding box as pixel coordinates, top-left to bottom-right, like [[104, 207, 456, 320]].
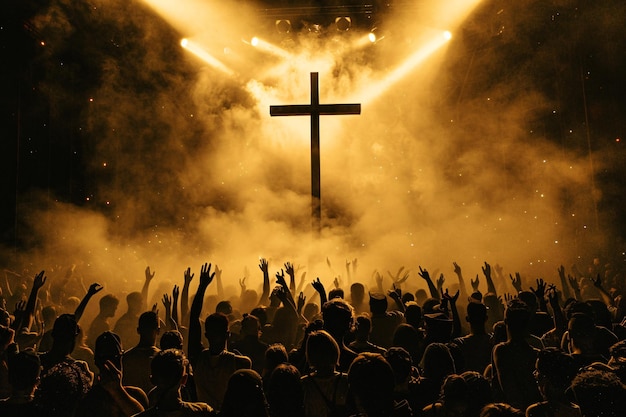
[[181, 38, 234, 75], [352, 31, 451, 104]]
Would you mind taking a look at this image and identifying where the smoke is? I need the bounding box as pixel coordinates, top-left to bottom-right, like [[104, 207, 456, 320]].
[[7, 0, 626, 306]]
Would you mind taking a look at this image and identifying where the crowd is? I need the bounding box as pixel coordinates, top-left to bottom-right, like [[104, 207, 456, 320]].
[[1, 256, 626, 417]]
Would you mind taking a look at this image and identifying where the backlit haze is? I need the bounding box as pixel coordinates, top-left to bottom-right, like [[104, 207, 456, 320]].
[[5, 0, 626, 304]]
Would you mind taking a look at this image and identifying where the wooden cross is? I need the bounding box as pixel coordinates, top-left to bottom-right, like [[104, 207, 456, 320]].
[[270, 72, 361, 232]]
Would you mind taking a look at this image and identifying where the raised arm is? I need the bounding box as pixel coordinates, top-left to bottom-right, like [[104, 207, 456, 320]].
[[284, 262, 297, 296], [418, 266, 439, 300], [181, 267, 194, 325], [452, 262, 469, 301], [161, 292, 178, 331], [188, 263, 214, 362], [442, 288, 461, 339], [482, 262, 497, 295], [388, 284, 406, 313], [276, 269, 297, 309], [530, 278, 548, 313], [172, 285, 180, 326], [567, 274, 582, 301], [592, 274, 615, 307], [74, 283, 104, 322], [141, 266, 156, 312], [311, 277, 327, 306], [557, 265, 572, 301], [215, 265, 224, 300], [258, 258, 270, 306], [13, 271, 47, 331], [509, 272, 523, 294]]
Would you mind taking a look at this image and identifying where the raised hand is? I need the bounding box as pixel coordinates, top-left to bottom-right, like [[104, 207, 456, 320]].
[[87, 283, 104, 296], [214, 265, 223, 281], [145, 266, 155, 283], [442, 288, 460, 304], [284, 262, 295, 279], [333, 276, 340, 289], [530, 278, 546, 300], [453, 262, 462, 276], [297, 291, 306, 313], [481, 262, 491, 279], [568, 275, 580, 291], [418, 266, 431, 281], [388, 283, 402, 300], [470, 275, 480, 292], [33, 270, 47, 290], [259, 258, 269, 274], [546, 284, 559, 307], [558, 265, 566, 280], [311, 277, 325, 294], [151, 303, 158, 313], [504, 292, 515, 304], [172, 285, 179, 300], [184, 267, 194, 285], [199, 263, 215, 287], [436, 273, 445, 290], [374, 271, 384, 290], [275, 270, 288, 288], [509, 272, 523, 292], [239, 277, 247, 292], [162, 293, 172, 310], [388, 266, 410, 284]]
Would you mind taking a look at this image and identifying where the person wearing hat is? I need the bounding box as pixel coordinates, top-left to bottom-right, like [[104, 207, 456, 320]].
[[75, 331, 147, 417]]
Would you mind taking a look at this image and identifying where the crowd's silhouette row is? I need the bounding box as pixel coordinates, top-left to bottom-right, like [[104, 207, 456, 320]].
[[1, 256, 626, 416]]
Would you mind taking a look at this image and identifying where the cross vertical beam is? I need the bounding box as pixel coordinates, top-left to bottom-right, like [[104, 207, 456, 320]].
[[270, 72, 361, 233]]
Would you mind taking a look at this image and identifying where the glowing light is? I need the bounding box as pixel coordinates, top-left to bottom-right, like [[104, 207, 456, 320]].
[[443, 31, 452, 40], [180, 38, 188, 48], [368, 32, 377, 43], [179, 38, 234, 75], [352, 30, 452, 104], [245, 37, 290, 59]]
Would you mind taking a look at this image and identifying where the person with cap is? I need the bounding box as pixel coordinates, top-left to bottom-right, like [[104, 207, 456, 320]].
[[75, 331, 148, 417]]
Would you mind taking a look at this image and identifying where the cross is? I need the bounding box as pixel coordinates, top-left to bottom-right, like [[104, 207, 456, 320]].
[[270, 72, 361, 232]]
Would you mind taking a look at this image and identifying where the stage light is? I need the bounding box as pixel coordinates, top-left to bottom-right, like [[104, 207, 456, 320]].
[[335, 16, 352, 31], [244, 36, 291, 59], [352, 29, 452, 104], [179, 38, 234, 75], [368, 32, 377, 43], [443, 31, 452, 40], [275, 19, 292, 34]]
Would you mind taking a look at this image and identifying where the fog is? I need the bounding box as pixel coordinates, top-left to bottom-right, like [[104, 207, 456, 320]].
[[6, 0, 625, 306]]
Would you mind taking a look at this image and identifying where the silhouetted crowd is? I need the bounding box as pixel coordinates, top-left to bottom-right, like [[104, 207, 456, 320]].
[[1, 257, 626, 417]]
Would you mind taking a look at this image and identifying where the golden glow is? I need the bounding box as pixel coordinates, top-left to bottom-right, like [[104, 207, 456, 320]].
[[352, 30, 452, 104], [368, 32, 377, 43], [180, 38, 234, 75], [246, 37, 291, 60]]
